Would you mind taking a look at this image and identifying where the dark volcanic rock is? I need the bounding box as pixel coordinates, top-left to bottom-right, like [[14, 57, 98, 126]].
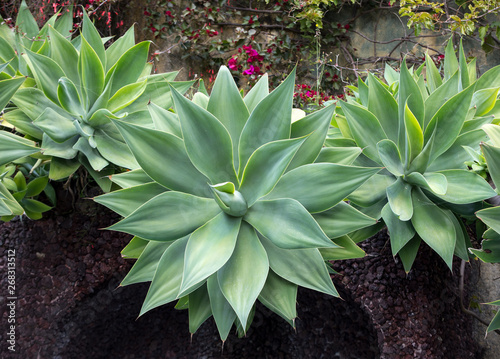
[[0, 191, 480, 358]]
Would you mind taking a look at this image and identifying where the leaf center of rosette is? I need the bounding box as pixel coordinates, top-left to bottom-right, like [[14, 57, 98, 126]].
[[209, 182, 248, 217]]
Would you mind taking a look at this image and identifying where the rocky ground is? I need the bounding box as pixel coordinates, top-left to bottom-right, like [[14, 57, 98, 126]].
[[0, 189, 484, 358]]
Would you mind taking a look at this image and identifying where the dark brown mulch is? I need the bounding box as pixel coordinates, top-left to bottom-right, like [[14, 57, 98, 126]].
[[0, 190, 481, 358]]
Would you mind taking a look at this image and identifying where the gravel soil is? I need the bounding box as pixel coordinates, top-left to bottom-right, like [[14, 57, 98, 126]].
[[0, 191, 481, 358]]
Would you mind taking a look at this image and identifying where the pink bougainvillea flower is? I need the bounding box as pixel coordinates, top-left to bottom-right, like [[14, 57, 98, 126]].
[[228, 57, 238, 70]]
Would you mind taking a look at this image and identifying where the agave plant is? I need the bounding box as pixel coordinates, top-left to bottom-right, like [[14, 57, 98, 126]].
[[95, 66, 380, 339], [0, 9, 193, 189], [333, 42, 498, 271]]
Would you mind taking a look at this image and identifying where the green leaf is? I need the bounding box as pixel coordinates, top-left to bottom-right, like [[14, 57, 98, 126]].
[[381, 202, 415, 255], [0, 131, 39, 166], [258, 270, 297, 326], [486, 303, 500, 333], [207, 66, 249, 173], [399, 59, 425, 137], [121, 240, 172, 286], [94, 129, 139, 170], [481, 143, 500, 191], [367, 73, 399, 142], [472, 88, 499, 117], [0, 76, 25, 111], [57, 77, 84, 116], [171, 86, 237, 185], [244, 73, 269, 112], [238, 68, 295, 173], [320, 235, 366, 260], [477, 64, 500, 91], [425, 54, 443, 93], [21, 198, 51, 213], [121, 236, 149, 259], [82, 10, 106, 68], [2, 109, 43, 139], [386, 177, 413, 221], [239, 137, 305, 207], [398, 236, 421, 273], [12, 87, 68, 122], [42, 133, 78, 159], [434, 169, 496, 204], [34, 108, 77, 143], [377, 139, 404, 176], [348, 174, 395, 207], [106, 41, 150, 96], [411, 188, 456, 269], [188, 285, 212, 334], [266, 163, 380, 213], [73, 137, 108, 171], [313, 201, 378, 239], [24, 49, 66, 105], [48, 26, 80, 87], [405, 172, 447, 195], [147, 102, 182, 138], [112, 120, 211, 197], [218, 223, 268, 329], [404, 103, 424, 165], [340, 101, 387, 163], [105, 24, 136, 72], [16, 1, 38, 40], [78, 36, 105, 111], [110, 169, 153, 188], [48, 157, 80, 180], [482, 124, 500, 146], [424, 71, 459, 129], [259, 234, 338, 297], [140, 236, 189, 316], [476, 206, 500, 234], [444, 39, 459, 82], [180, 214, 241, 295], [53, 7, 73, 38], [288, 104, 335, 171], [315, 147, 362, 165], [424, 84, 475, 164], [384, 63, 399, 85], [107, 191, 220, 241], [244, 198, 336, 249], [94, 182, 166, 217], [207, 274, 236, 341], [25, 176, 48, 197], [107, 79, 147, 113]]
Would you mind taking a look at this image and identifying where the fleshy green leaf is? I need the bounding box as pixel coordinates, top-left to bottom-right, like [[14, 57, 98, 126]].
[[57, 77, 84, 116], [367, 73, 399, 142], [481, 143, 500, 191], [121, 236, 149, 259], [238, 68, 295, 173], [24, 49, 65, 105], [180, 214, 241, 295], [314, 147, 362, 165], [82, 10, 106, 67], [105, 24, 136, 72], [258, 270, 297, 326], [107, 191, 220, 241], [171, 86, 237, 185], [320, 235, 366, 260], [140, 236, 189, 316], [33, 108, 77, 143], [147, 102, 182, 138], [434, 169, 496, 204], [377, 139, 404, 176], [259, 234, 338, 297], [243, 73, 269, 112], [78, 36, 105, 111], [188, 285, 212, 334], [348, 174, 395, 207], [313, 201, 378, 239], [0, 76, 25, 111], [266, 163, 380, 213], [405, 172, 448, 196], [48, 26, 79, 87], [121, 240, 172, 286], [411, 188, 456, 269], [0, 131, 39, 166], [398, 236, 421, 273], [340, 101, 387, 163], [404, 103, 424, 165], [112, 120, 211, 197], [476, 206, 500, 235], [207, 274, 236, 341], [207, 66, 249, 172], [218, 223, 268, 329], [244, 198, 336, 249], [239, 137, 305, 206], [110, 169, 153, 188], [386, 177, 413, 221], [94, 182, 166, 217], [382, 203, 415, 255]]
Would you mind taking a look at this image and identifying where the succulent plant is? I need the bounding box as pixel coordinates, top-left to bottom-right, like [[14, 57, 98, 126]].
[[95, 66, 380, 339], [333, 41, 498, 271]]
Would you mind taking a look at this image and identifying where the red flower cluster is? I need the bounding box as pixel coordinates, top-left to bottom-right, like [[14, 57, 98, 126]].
[[293, 84, 339, 107]]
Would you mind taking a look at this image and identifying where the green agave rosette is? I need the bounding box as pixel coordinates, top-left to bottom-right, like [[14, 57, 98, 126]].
[[95, 66, 380, 339], [333, 41, 498, 272]]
